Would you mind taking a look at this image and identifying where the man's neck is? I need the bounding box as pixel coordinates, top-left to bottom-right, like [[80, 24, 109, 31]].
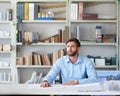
[[69, 54, 78, 64]]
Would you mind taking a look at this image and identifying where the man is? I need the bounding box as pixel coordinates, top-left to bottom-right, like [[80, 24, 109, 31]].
[[41, 38, 98, 87]]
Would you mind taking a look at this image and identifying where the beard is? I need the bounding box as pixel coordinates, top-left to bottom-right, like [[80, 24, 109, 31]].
[[67, 50, 78, 57]]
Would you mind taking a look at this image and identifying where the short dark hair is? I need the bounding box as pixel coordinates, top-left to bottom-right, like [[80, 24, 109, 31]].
[[66, 38, 81, 47]]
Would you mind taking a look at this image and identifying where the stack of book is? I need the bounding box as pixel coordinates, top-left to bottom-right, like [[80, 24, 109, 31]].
[[16, 49, 65, 66], [70, 2, 98, 20]]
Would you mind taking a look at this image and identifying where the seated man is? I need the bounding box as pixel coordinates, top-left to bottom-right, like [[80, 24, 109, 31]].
[[41, 38, 98, 87]]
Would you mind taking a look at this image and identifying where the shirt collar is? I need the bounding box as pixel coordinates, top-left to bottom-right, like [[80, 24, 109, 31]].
[[66, 54, 83, 64]]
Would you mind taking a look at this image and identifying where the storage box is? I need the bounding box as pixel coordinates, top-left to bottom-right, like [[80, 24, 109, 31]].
[[95, 58, 105, 66]]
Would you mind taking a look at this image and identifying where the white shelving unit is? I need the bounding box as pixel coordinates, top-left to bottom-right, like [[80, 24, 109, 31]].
[[15, 0, 68, 83], [69, 0, 119, 70], [0, 0, 120, 84], [0, 0, 16, 83], [16, 0, 120, 83]]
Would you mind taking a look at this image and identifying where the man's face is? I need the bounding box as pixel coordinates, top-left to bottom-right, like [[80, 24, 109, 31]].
[[66, 42, 79, 57]]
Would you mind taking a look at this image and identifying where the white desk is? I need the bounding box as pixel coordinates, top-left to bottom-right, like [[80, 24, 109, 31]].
[[0, 82, 120, 95]]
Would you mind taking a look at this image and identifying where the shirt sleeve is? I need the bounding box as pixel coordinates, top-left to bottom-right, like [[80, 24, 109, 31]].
[[78, 58, 98, 84], [42, 60, 61, 83]]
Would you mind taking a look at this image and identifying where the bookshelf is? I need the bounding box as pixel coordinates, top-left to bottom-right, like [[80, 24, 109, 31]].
[[15, 0, 68, 83], [0, 0, 16, 83], [16, 0, 120, 83], [0, 0, 120, 84], [69, 0, 119, 70]]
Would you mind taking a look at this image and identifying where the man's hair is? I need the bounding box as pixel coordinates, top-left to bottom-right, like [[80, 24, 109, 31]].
[[66, 38, 81, 47]]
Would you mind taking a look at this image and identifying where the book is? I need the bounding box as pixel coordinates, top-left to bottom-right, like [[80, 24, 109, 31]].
[[41, 54, 46, 66], [34, 73, 43, 83], [102, 34, 116, 43], [19, 3, 24, 20], [40, 34, 59, 43], [25, 71, 37, 84], [52, 51, 58, 64], [58, 29, 63, 43], [23, 56, 30, 66], [2, 44, 11, 51], [29, 3, 34, 20], [37, 54, 42, 66], [16, 57, 23, 65], [70, 3, 78, 20], [82, 13, 98, 20], [62, 26, 69, 43], [44, 54, 51, 66], [34, 3, 40, 20], [24, 2, 29, 20], [30, 53, 33, 65], [34, 54, 38, 65], [58, 49, 64, 58], [78, 2, 84, 20]]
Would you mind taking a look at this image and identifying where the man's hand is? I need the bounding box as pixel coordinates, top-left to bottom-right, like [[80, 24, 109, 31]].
[[40, 81, 51, 87], [62, 80, 79, 85]]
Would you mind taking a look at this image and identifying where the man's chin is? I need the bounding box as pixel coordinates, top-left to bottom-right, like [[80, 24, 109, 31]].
[[68, 52, 78, 57], [68, 54, 75, 57]]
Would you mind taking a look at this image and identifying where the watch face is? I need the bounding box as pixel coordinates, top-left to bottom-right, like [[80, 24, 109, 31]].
[[74, 80, 78, 84]]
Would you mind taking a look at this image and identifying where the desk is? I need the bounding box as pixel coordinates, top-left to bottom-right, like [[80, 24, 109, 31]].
[[0, 82, 120, 95]]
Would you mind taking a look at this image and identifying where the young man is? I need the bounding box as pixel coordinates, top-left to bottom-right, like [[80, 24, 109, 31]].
[[41, 38, 98, 87]]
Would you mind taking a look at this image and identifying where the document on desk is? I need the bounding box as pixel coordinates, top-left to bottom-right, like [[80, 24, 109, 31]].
[[28, 83, 102, 91], [26, 83, 102, 91], [0, 83, 102, 92], [74, 83, 102, 92], [39, 84, 77, 91], [26, 84, 67, 90]]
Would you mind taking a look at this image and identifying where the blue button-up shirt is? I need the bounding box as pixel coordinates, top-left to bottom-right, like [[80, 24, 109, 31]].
[[43, 54, 98, 84]]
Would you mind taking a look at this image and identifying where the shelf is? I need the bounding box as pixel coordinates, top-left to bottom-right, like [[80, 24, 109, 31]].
[[0, 81, 11, 84], [16, 42, 65, 46], [0, 0, 11, 3], [81, 41, 117, 46], [95, 65, 117, 69], [70, 20, 117, 23], [0, 21, 12, 24], [22, 20, 67, 23], [17, 0, 67, 3], [0, 51, 12, 54], [16, 65, 51, 69], [0, 67, 11, 70], [70, 0, 116, 3], [0, 37, 11, 39], [16, 65, 117, 69]]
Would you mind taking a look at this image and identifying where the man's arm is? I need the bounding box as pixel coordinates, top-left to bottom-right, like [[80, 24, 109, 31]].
[[79, 59, 98, 84], [41, 60, 61, 87], [63, 80, 79, 85]]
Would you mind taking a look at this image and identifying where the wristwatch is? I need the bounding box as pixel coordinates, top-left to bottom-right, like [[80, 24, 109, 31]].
[[74, 80, 79, 84]]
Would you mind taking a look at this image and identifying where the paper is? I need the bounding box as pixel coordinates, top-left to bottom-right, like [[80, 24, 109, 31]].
[[74, 83, 102, 92]]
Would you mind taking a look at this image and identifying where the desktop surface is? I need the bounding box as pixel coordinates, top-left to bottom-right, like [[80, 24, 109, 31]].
[[0, 82, 120, 95]]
